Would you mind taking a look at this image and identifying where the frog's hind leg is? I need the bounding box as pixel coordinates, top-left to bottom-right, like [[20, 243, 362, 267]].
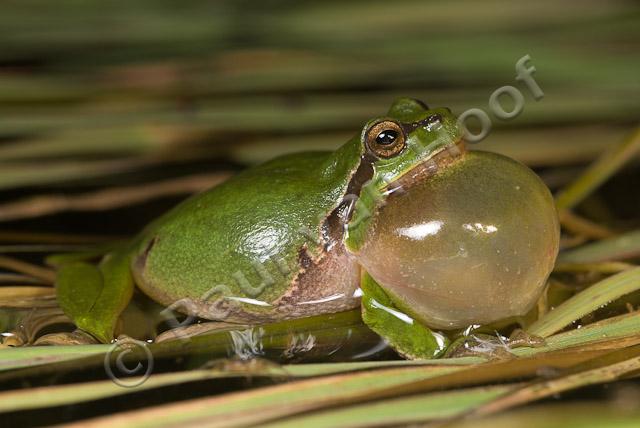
[[55, 251, 134, 343]]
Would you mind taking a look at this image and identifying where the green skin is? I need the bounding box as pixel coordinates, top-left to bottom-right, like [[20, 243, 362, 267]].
[[55, 98, 464, 357]]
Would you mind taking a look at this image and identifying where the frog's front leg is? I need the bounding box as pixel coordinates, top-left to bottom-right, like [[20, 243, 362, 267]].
[[360, 271, 448, 359]]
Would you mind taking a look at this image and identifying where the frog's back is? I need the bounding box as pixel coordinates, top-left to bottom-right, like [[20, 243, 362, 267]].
[[132, 148, 362, 322]]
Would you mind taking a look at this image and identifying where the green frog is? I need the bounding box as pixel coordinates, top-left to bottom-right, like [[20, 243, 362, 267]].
[[54, 98, 559, 359]]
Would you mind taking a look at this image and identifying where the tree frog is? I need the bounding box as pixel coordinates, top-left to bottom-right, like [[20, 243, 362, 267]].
[[55, 98, 559, 359]]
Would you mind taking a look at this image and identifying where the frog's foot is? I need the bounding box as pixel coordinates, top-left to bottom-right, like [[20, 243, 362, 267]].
[[445, 329, 545, 359], [359, 271, 448, 360], [445, 334, 515, 360], [508, 328, 546, 348]]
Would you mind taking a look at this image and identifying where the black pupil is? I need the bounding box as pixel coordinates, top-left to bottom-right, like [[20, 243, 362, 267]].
[[376, 129, 398, 145]]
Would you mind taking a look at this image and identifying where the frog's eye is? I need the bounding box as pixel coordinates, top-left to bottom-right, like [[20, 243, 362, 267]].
[[365, 120, 406, 158]]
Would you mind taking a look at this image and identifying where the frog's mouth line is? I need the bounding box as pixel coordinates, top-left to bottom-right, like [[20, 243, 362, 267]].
[[326, 140, 466, 244], [384, 140, 467, 194]]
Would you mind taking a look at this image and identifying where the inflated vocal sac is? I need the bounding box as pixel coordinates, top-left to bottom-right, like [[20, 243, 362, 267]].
[[355, 150, 560, 329]]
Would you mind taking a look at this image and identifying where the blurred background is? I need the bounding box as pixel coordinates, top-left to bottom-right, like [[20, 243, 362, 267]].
[[0, 0, 638, 236]]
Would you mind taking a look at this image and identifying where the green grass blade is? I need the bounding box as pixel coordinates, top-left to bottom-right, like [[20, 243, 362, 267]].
[[527, 267, 640, 337], [455, 402, 640, 428], [1, 309, 639, 417], [0, 369, 221, 414], [558, 229, 640, 264], [260, 385, 514, 428], [555, 127, 640, 211], [471, 346, 640, 418], [0, 345, 111, 371]]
